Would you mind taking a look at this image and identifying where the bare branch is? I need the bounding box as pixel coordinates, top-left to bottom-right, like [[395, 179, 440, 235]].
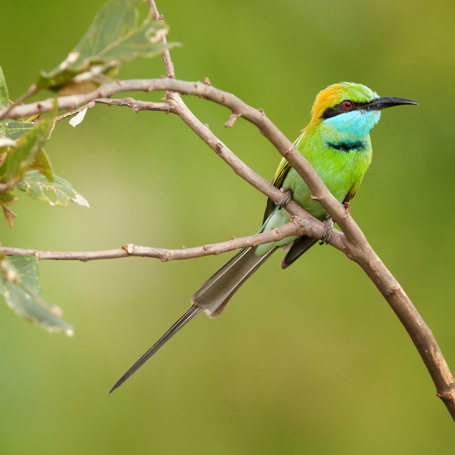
[[147, 0, 175, 79], [94, 97, 170, 113], [0, 217, 344, 262]]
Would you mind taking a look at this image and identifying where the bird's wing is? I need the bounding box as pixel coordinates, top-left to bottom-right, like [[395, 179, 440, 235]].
[[281, 180, 360, 270], [343, 182, 358, 204], [262, 157, 292, 223]]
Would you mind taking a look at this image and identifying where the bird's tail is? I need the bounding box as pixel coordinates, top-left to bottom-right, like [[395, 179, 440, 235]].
[[191, 246, 278, 318], [110, 246, 277, 393], [109, 305, 202, 393]]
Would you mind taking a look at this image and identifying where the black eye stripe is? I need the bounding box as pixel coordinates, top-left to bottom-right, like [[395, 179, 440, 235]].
[[321, 100, 370, 119]]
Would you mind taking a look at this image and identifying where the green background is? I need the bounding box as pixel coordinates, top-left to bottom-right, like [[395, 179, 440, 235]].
[[1, 0, 455, 453]]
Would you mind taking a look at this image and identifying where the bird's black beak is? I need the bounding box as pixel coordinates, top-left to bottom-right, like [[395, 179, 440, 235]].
[[365, 96, 419, 111]]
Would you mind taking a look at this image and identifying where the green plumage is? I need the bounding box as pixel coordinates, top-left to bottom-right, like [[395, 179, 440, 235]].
[[257, 83, 378, 256], [110, 83, 418, 392]]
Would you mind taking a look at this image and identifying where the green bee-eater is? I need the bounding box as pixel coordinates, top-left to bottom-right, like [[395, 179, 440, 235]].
[[110, 82, 417, 393]]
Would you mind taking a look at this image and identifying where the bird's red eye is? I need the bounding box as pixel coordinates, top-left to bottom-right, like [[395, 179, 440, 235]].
[[342, 100, 352, 109]]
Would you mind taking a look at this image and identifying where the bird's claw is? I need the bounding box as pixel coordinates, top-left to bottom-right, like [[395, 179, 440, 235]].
[[276, 189, 293, 209], [319, 217, 333, 245]]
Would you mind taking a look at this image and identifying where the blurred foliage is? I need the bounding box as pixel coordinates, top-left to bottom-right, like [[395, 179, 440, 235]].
[[1, 0, 455, 454], [0, 255, 73, 335], [37, 0, 176, 92], [0, 0, 173, 329]]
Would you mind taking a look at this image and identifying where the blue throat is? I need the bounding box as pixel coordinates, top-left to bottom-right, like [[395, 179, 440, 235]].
[[321, 110, 381, 152]]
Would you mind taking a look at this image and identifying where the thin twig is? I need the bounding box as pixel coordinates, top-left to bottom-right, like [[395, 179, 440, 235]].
[[48, 101, 97, 136], [147, 0, 175, 79], [94, 97, 170, 113], [54, 102, 95, 122], [0, 84, 37, 121], [0, 217, 343, 262]]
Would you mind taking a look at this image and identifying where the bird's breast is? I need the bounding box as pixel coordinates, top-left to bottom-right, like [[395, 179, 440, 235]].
[[327, 140, 367, 152], [285, 137, 372, 220]]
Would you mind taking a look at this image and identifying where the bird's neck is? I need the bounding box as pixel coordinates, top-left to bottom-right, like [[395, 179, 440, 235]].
[[318, 110, 380, 151]]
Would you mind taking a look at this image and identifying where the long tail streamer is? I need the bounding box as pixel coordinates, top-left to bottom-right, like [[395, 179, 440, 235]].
[[109, 305, 202, 393]]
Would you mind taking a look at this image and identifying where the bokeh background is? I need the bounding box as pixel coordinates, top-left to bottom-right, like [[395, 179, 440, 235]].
[[1, 0, 455, 453]]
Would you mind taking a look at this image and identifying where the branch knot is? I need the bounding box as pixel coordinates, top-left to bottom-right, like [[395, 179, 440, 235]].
[[224, 112, 242, 128]]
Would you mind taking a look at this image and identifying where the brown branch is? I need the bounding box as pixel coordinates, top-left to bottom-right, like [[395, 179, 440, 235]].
[[0, 217, 343, 262]]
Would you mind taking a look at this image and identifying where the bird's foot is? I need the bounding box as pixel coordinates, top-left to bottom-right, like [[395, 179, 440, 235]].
[[319, 217, 333, 245], [276, 188, 293, 209]]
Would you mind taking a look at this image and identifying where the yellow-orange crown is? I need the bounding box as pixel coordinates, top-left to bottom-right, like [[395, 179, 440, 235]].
[[306, 82, 378, 129]]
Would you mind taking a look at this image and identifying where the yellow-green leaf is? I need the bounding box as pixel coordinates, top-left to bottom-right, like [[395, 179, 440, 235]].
[[0, 191, 18, 227], [0, 115, 54, 184], [30, 148, 54, 181]]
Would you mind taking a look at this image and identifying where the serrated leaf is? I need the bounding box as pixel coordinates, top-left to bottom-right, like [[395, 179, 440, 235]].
[[16, 170, 89, 208], [37, 0, 177, 92], [0, 115, 54, 184], [0, 66, 8, 108], [30, 148, 54, 181], [0, 256, 73, 336]]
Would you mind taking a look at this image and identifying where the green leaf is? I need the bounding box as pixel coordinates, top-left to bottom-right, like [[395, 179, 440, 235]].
[[30, 148, 54, 181], [16, 170, 89, 208], [0, 114, 55, 226], [0, 120, 34, 141], [0, 66, 8, 108], [36, 0, 177, 92], [0, 68, 35, 144], [0, 115, 54, 184], [0, 255, 73, 336], [0, 191, 18, 227]]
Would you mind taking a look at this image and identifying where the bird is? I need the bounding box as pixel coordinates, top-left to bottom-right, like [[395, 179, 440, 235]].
[[110, 82, 417, 393]]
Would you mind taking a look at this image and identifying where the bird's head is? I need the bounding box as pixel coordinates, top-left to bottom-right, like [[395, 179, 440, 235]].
[[306, 82, 417, 139]]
